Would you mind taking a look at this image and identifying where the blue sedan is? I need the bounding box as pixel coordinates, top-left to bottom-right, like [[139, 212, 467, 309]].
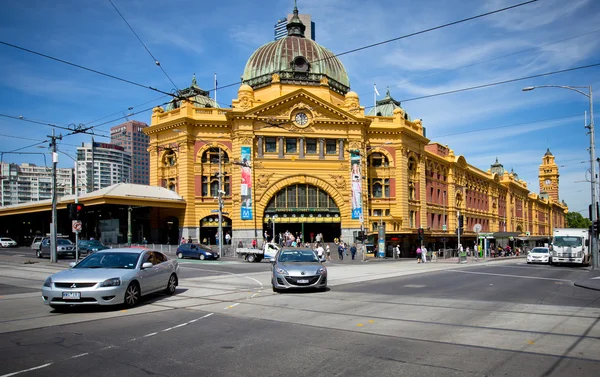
[[176, 243, 219, 260]]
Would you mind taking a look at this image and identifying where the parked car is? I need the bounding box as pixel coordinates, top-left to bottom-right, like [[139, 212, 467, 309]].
[[41, 248, 179, 309], [31, 236, 45, 250], [37, 238, 75, 258], [78, 239, 110, 255], [271, 247, 327, 293], [527, 247, 551, 264], [0, 237, 18, 248], [176, 243, 219, 260]]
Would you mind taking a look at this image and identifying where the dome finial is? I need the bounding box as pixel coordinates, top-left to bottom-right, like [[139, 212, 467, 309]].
[[191, 73, 197, 86], [287, 0, 306, 37]]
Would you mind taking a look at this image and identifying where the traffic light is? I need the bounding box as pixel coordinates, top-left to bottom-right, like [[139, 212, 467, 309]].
[[75, 203, 85, 220], [418, 227, 424, 241], [357, 231, 365, 241], [458, 215, 464, 229], [68, 203, 77, 220], [593, 219, 600, 234]]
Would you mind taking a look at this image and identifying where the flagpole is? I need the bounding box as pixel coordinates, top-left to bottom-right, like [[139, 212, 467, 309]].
[[214, 73, 217, 105], [374, 84, 377, 115]]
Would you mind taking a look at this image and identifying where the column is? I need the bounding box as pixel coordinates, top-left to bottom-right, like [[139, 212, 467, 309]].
[[338, 139, 344, 160]]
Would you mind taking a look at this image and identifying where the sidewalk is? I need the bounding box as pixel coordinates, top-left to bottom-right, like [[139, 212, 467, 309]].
[[573, 270, 600, 291]]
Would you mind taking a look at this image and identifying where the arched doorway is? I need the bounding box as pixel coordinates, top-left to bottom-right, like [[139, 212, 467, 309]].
[[163, 216, 179, 245], [199, 215, 232, 245], [264, 184, 341, 244]]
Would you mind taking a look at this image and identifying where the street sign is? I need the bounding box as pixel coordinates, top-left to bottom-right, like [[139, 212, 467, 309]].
[[72, 220, 82, 233], [442, 224, 447, 231], [473, 223, 482, 233]]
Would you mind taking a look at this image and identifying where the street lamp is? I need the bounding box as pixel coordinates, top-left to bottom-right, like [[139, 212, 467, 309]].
[[523, 85, 597, 269]]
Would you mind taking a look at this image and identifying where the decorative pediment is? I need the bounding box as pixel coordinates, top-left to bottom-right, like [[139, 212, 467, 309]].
[[234, 89, 364, 126]]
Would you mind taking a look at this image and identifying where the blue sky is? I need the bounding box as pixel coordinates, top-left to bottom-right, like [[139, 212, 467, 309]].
[[1, 0, 599, 216]]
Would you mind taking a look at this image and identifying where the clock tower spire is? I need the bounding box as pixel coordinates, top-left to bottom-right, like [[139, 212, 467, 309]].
[[539, 148, 559, 201]]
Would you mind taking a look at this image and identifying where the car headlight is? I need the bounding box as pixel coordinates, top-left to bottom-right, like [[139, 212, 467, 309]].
[[276, 267, 288, 275], [43, 277, 52, 287], [316, 268, 327, 275], [99, 278, 121, 287], [205, 252, 212, 256]]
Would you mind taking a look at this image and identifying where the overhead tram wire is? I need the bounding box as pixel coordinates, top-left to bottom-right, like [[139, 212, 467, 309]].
[[0, 40, 175, 98], [398, 62, 600, 103], [356, 28, 600, 99], [0, 113, 109, 138], [201, 1, 538, 98], [311, 0, 538, 65], [83, 94, 170, 126], [108, 0, 179, 91]]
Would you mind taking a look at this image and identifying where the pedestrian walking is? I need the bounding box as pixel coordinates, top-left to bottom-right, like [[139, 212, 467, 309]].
[[421, 246, 427, 263], [187, 236, 192, 244], [251, 239, 257, 249], [326, 244, 331, 261], [142, 237, 148, 245], [395, 244, 401, 259], [350, 244, 357, 260], [181, 237, 186, 245], [416, 246, 422, 263], [225, 232, 231, 245], [316, 244, 324, 259], [338, 243, 344, 260]]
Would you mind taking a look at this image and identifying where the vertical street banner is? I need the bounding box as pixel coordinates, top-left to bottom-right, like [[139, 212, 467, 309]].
[[240, 146, 253, 220], [350, 151, 362, 220]]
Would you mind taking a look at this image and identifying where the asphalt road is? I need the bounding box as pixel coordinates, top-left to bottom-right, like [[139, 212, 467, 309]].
[[0, 254, 599, 377]]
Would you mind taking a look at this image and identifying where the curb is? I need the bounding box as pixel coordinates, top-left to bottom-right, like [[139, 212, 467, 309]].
[[573, 282, 600, 291]]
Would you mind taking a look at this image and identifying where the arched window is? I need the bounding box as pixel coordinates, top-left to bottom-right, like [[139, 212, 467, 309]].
[[163, 149, 177, 167], [201, 148, 229, 163], [368, 152, 389, 167]]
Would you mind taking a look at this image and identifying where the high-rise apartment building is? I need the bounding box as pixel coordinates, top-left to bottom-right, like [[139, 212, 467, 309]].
[[77, 141, 132, 193], [110, 120, 150, 185], [274, 13, 315, 41], [0, 162, 73, 206]]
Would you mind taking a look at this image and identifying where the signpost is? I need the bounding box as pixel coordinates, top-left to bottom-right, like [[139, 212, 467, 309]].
[[474, 223, 482, 259], [72, 220, 82, 233]]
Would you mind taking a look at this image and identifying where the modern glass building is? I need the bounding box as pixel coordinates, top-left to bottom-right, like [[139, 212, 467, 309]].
[[77, 142, 132, 193], [0, 162, 73, 206], [110, 120, 150, 185]]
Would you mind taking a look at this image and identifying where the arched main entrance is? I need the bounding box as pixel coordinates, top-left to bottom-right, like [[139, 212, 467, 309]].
[[199, 215, 232, 245], [264, 184, 341, 244]]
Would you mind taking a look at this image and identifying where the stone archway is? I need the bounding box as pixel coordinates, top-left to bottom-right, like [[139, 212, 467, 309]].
[[259, 177, 344, 244]]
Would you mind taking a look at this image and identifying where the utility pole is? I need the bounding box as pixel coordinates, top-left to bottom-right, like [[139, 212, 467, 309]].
[[74, 160, 80, 262], [217, 147, 223, 258], [49, 129, 62, 263]]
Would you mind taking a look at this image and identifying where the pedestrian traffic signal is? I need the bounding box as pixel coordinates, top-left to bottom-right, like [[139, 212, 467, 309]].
[[357, 231, 366, 241], [68, 203, 77, 220], [458, 215, 464, 229], [418, 227, 424, 240]]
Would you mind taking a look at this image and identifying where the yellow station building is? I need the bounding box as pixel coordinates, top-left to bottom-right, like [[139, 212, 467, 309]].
[[144, 5, 567, 252]]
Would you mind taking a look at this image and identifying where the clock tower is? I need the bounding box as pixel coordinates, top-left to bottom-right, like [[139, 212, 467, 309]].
[[539, 148, 559, 201]]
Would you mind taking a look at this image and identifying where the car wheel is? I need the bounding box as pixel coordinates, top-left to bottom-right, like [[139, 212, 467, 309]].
[[36, 250, 43, 258], [247, 254, 256, 263], [124, 282, 141, 307], [164, 274, 177, 295], [527, 261, 530, 264], [199, 254, 205, 260], [272, 285, 281, 293], [177, 252, 183, 259]]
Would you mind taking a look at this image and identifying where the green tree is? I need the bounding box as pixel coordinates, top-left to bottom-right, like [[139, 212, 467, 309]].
[[566, 212, 591, 228]]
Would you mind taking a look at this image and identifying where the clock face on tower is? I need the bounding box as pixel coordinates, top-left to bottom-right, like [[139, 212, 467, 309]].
[[294, 112, 308, 126], [545, 179, 552, 185]]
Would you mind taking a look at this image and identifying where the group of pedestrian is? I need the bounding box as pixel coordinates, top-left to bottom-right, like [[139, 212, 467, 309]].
[[416, 245, 427, 263]]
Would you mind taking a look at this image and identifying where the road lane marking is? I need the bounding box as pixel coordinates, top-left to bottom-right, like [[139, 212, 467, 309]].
[[180, 267, 264, 288], [70, 353, 88, 359], [450, 270, 572, 282], [1, 362, 53, 377], [225, 303, 240, 309], [592, 276, 600, 280], [143, 332, 158, 337], [173, 323, 187, 329]]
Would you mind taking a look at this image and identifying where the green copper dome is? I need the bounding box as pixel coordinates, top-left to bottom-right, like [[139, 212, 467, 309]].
[[241, 4, 350, 94]]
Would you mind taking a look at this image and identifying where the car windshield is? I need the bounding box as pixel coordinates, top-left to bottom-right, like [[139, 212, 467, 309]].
[[74, 252, 140, 269], [278, 250, 319, 263], [553, 236, 582, 247], [86, 240, 104, 247], [530, 248, 549, 254], [57, 239, 73, 245]]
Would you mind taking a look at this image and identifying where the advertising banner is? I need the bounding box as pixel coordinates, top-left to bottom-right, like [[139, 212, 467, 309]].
[[350, 152, 362, 220], [240, 146, 253, 220]]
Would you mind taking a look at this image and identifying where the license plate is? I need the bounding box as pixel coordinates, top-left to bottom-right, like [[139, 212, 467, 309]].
[[297, 279, 309, 284], [62, 292, 80, 300]]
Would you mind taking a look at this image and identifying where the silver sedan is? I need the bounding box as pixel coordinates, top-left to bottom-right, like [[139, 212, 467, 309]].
[[271, 248, 327, 293], [41, 248, 179, 310]]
